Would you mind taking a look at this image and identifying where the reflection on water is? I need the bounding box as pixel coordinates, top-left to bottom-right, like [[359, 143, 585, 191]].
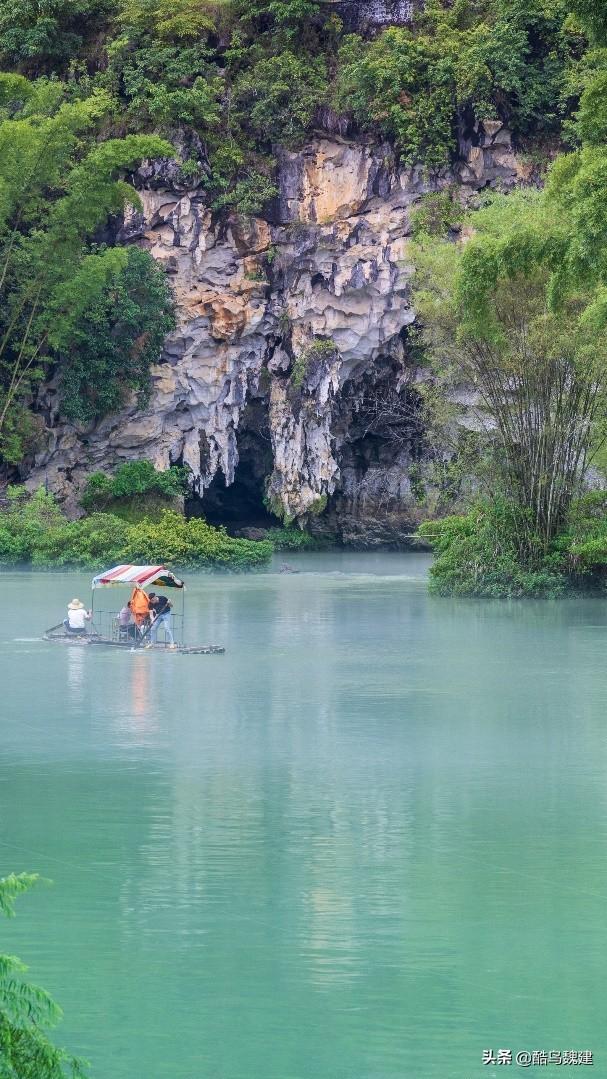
[[1, 555, 607, 1079], [66, 644, 85, 695], [128, 652, 152, 730]]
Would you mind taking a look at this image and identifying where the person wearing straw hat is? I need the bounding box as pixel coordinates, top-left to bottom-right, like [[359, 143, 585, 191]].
[[64, 598, 92, 635]]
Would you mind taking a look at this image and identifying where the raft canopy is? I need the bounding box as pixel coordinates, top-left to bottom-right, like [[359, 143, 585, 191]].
[[91, 565, 185, 590]]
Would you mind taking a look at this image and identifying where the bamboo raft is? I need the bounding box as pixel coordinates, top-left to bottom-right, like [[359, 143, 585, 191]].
[[44, 631, 225, 655], [48, 564, 225, 655]]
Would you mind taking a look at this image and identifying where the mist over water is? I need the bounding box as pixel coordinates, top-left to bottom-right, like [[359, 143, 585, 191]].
[[2, 554, 606, 1078]]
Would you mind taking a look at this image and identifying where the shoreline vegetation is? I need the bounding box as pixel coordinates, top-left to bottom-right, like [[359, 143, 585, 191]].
[[6, 471, 607, 595], [0, 481, 275, 571], [0, 486, 276, 570], [0, 462, 326, 570], [419, 494, 607, 599]]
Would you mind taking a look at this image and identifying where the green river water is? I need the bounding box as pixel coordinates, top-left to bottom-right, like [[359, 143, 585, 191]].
[[1, 553, 606, 1078]]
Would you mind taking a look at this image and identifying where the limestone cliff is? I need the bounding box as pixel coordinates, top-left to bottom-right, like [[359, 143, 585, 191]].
[[29, 125, 529, 544]]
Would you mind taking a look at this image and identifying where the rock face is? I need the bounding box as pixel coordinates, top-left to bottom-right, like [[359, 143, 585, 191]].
[[321, 0, 420, 32], [29, 124, 527, 542]]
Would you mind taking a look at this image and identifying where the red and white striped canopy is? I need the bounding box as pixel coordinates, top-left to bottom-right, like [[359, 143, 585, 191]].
[[91, 565, 184, 589]]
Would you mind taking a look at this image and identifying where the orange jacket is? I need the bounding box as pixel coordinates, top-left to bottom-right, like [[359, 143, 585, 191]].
[[130, 586, 150, 626]]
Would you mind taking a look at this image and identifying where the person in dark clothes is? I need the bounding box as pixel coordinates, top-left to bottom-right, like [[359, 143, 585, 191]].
[[147, 592, 175, 647]]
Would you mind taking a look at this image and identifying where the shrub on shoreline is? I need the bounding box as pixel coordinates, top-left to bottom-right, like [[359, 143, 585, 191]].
[[125, 511, 273, 569], [0, 488, 273, 570], [266, 527, 318, 551], [419, 494, 607, 598]]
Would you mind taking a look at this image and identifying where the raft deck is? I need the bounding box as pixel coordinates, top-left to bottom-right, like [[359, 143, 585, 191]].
[[44, 632, 224, 655]]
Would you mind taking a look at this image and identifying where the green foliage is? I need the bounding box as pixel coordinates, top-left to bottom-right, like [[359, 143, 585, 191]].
[[572, 50, 607, 144], [236, 0, 321, 29], [0, 486, 65, 563], [211, 171, 278, 215], [291, 338, 337, 389], [290, 356, 306, 390], [103, 0, 286, 208], [333, 2, 573, 169], [419, 499, 567, 598], [0, 872, 87, 1078], [266, 526, 316, 550], [566, 0, 607, 44], [0, 488, 129, 566], [414, 184, 607, 548], [106, 30, 223, 130], [232, 51, 327, 146], [0, 0, 578, 244], [263, 492, 290, 523], [421, 491, 607, 596], [31, 511, 130, 566], [0, 873, 41, 918], [410, 189, 463, 238], [308, 494, 327, 516], [106, 460, 186, 499], [438, 21, 607, 322], [0, 0, 114, 73], [543, 146, 607, 305], [124, 509, 273, 568], [58, 247, 175, 423], [459, 0, 574, 137], [81, 460, 188, 510], [561, 491, 607, 575], [333, 28, 457, 169], [0, 487, 272, 569], [117, 0, 218, 42], [0, 81, 171, 462]]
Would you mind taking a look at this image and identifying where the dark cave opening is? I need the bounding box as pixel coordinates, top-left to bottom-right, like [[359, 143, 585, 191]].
[[186, 400, 278, 530], [190, 459, 276, 530]]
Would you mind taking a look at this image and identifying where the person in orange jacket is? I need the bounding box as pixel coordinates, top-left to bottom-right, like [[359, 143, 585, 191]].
[[130, 586, 150, 633]]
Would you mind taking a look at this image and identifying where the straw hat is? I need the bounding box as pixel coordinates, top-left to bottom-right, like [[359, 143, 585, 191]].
[[68, 598, 85, 610]]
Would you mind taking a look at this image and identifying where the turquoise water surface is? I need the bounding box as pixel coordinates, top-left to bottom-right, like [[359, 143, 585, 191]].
[[1, 553, 606, 1078]]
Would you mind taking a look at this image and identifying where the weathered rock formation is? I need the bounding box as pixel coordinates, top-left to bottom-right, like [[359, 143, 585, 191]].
[[321, 0, 420, 32], [29, 123, 529, 544]]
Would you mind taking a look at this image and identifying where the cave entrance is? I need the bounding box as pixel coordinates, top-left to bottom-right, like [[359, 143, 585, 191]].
[[191, 458, 276, 530], [187, 400, 278, 530]]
